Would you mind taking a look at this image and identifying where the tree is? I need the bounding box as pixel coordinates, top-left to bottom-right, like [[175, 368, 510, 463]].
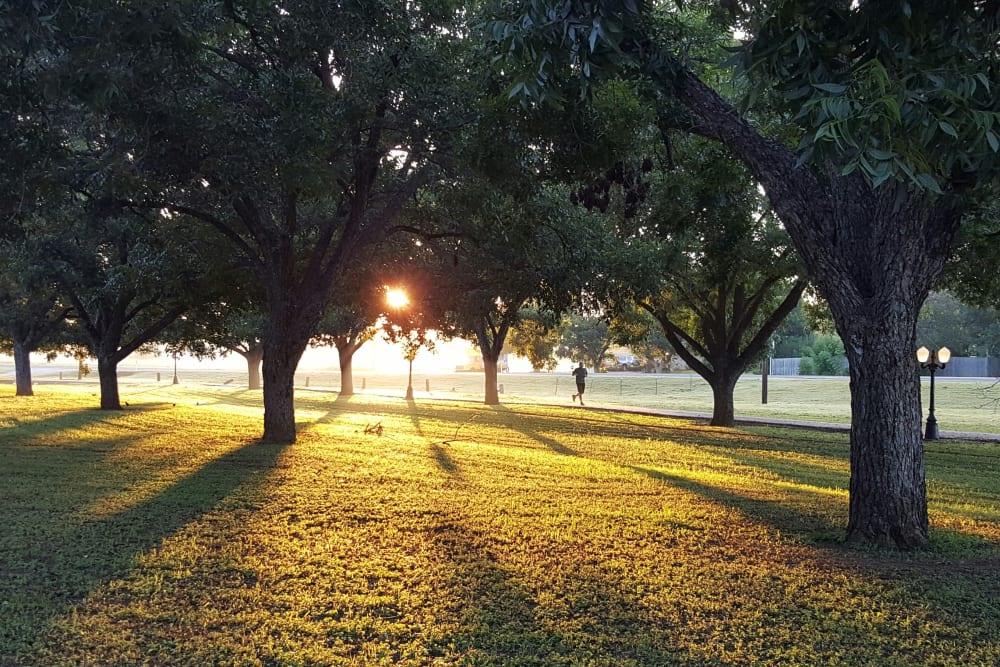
[[772, 304, 815, 359], [946, 199, 1000, 313], [624, 138, 806, 426], [412, 182, 594, 404], [311, 258, 387, 397], [164, 303, 267, 391], [381, 268, 444, 401], [627, 318, 675, 372], [0, 239, 72, 395], [49, 1, 473, 441], [489, 0, 1000, 547], [40, 209, 204, 409], [556, 314, 617, 372], [510, 308, 565, 371], [0, 4, 81, 395]]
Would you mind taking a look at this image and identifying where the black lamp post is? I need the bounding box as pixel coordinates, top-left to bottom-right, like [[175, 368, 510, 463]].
[[916, 346, 950, 440]]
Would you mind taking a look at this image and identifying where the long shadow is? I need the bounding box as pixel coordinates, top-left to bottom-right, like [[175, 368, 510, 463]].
[[0, 404, 135, 445], [430, 442, 460, 476], [631, 464, 846, 540], [296, 392, 461, 476], [406, 396, 425, 437], [491, 404, 579, 456], [703, 446, 851, 491], [1, 437, 290, 661], [424, 520, 683, 664]]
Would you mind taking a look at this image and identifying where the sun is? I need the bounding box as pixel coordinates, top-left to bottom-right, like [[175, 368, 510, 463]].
[[385, 287, 409, 309]]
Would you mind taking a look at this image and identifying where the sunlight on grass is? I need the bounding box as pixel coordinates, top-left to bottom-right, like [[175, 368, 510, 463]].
[[2, 387, 998, 665]]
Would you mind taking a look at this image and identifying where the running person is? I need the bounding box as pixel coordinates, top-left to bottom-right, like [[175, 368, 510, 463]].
[[571, 362, 588, 405]]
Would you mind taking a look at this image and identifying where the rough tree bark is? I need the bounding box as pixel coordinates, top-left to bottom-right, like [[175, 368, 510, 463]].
[[238, 346, 263, 391], [261, 339, 305, 443], [482, 356, 500, 405], [260, 299, 317, 443], [336, 340, 358, 396], [97, 354, 122, 410], [13, 339, 33, 397], [675, 70, 958, 547], [475, 317, 511, 406], [709, 370, 739, 427]]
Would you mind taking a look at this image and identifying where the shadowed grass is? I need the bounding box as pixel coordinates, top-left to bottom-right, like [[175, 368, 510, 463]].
[[1, 386, 998, 666]]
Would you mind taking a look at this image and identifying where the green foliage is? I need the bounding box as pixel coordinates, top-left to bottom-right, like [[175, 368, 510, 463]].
[[627, 320, 675, 371], [946, 198, 1000, 311], [488, 1, 1000, 193], [917, 291, 1000, 357], [800, 286, 838, 336], [555, 313, 615, 371], [733, 1, 1000, 193], [0, 238, 70, 355], [798, 334, 848, 376], [509, 307, 565, 371], [617, 134, 806, 401], [771, 304, 814, 358]]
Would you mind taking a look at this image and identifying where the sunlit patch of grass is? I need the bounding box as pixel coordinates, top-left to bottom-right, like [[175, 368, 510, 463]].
[[2, 388, 998, 665]]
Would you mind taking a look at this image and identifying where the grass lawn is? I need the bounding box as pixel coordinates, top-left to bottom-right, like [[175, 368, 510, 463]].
[[270, 370, 1000, 434], [1, 385, 998, 665]]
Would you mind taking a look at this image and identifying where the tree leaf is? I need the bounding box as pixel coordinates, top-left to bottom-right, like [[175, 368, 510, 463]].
[[916, 173, 943, 194], [812, 82, 847, 94], [987, 131, 999, 153]]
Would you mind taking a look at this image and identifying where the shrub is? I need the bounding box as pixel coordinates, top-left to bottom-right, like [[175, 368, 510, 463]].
[[799, 334, 849, 376]]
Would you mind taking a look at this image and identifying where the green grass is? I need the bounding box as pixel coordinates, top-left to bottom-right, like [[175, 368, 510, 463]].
[[2, 386, 999, 665]]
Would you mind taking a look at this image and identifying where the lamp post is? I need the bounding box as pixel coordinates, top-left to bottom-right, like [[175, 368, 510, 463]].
[[404, 346, 416, 401], [385, 287, 414, 400], [172, 352, 179, 385], [916, 346, 950, 440]]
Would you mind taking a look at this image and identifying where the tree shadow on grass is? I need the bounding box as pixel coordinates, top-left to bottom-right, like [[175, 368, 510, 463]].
[[1, 436, 290, 662], [491, 404, 579, 456], [429, 442, 460, 476], [630, 464, 847, 541], [0, 405, 132, 445], [406, 395, 425, 437], [423, 520, 683, 664]]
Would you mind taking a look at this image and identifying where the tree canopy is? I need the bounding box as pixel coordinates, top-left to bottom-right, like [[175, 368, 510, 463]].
[[486, 0, 1000, 547]]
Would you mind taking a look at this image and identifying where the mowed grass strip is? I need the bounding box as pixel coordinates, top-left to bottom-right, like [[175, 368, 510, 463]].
[[1, 387, 998, 666]]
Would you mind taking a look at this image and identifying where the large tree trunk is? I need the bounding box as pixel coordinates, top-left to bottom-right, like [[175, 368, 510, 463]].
[[814, 196, 955, 549], [240, 347, 263, 390], [841, 312, 927, 547], [483, 355, 500, 406], [261, 338, 306, 443], [97, 355, 122, 410], [337, 342, 356, 396], [475, 318, 511, 406], [13, 339, 33, 397], [708, 372, 738, 427], [671, 70, 962, 548]]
